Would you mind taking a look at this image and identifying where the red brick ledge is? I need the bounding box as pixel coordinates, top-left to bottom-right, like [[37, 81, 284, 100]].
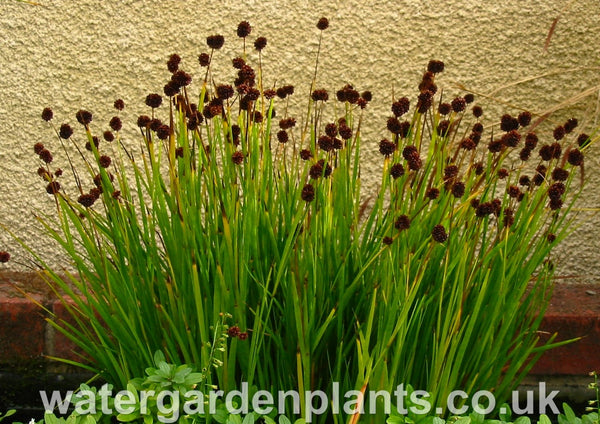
[[1, 272, 599, 375]]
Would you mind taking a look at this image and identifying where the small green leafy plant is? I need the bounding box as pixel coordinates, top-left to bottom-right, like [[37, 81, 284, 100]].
[[4, 17, 597, 424]]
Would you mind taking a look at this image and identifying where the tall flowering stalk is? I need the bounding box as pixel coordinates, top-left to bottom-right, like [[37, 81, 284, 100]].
[[6, 18, 595, 424]]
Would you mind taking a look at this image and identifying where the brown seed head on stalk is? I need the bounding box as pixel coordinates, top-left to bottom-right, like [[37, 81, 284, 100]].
[[316, 17, 329, 30], [431, 224, 448, 243]]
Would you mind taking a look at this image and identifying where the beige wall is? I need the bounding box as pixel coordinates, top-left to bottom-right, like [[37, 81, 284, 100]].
[[1, 0, 599, 283]]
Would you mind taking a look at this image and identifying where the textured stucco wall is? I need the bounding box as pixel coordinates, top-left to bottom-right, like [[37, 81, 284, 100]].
[[1, 0, 599, 283]]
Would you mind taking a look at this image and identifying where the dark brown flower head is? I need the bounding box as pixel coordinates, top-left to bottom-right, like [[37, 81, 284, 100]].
[[279, 117, 296, 130], [228, 325, 241, 338], [427, 60, 444, 74], [533, 165, 547, 186], [311, 89, 329, 102], [540, 143, 562, 161], [89, 187, 102, 200], [237, 21, 252, 38], [382, 236, 393, 245], [316, 17, 329, 30], [503, 208, 515, 228], [264, 89, 276, 100], [564, 118, 578, 134], [444, 165, 459, 181], [547, 233, 556, 243], [252, 111, 263, 123], [501, 130, 521, 147], [548, 182, 565, 200], [0, 251, 10, 263], [300, 149, 312, 161], [519, 147, 532, 161], [519, 175, 531, 187], [198, 53, 211, 67], [232, 150, 244, 165], [394, 215, 411, 231], [163, 81, 180, 97], [85, 136, 100, 152], [451, 97, 466, 113], [58, 123, 73, 139], [497, 168, 509, 179], [237, 332, 248, 341], [552, 167, 569, 181], [301, 183, 315, 202], [387, 117, 402, 134], [379, 139, 396, 156], [276, 85, 294, 99], [254, 36, 267, 51], [325, 123, 338, 137], [113, 99, 125, 110], [549, 198, 563, 210], [207, 34, 225, 50], [407, 156, 422, 171], [309, 159, 332, 179], [277, 130, 289, 144], [522, 132, 537, 150], [464, 93, 475, 104], [475, 202, 494, 217], [34, 142, 45, 154], [175, 147, 184, 158], [472, 105, 483, 118], [437, 120, 450, 136], [237, 65, 256, 87], [215, 84, 234, 100], [149, 118, 163, 132], [392, 97, 410, 117], [470, 198, 480, 209], [402, 145, 418, 161], [37, 167, 50, 179], [577, 133, 590, 148], [99, 155, 111, 168], [451, 181, 465, 198], [77, 193, 96, 208], [500, 114, 519, 132], [39, 148, 53, 164], [145, 93, 163, 109], [390, 163, 405, 179], [431, 224, 448, 242], [156, 124, 170, 140], [339, 124, 353, 140], [75, 109, 93, 126], [167, 53, 181, 73], [460, 137, 476, 150], [336, 85, 360, 104], [100, 131, 113, 143], [41, 107, 53, 121], [46, 181, 61, 195], [418, 74, 437, 94], [426, 187, 440, 200], [507, 185, 521, 198], [488, 139, 503, 153], [136, 115, 151, 128], [567, 148, 584, 166], [553, 125, 566, 141], [317, 135, 334, 152], [472, 122, 484, 134], [106, 116, 122, 132], [539, 144, 553, 161], [473, 162, 485, 175], [171, 70, 192, 88], [417, 90, 434, 113], [361, 91, 373, 102], [517, 111, 532, 127], [438, 103, 451, 115]]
